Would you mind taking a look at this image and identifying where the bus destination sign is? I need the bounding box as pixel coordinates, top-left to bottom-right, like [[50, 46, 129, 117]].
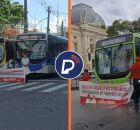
[[96, 34, 132, 48], [17, 34, 46, 40]]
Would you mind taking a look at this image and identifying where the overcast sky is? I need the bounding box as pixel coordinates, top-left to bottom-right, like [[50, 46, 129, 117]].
[[72, 0, 140, 26]]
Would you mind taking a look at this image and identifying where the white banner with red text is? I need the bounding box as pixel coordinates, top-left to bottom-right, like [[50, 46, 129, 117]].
[[79, 81, 134, 105], [0, 68, 26, 83]]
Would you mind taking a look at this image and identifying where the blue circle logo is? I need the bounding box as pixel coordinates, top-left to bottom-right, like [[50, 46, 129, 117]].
[[55, 51, 84, 79]]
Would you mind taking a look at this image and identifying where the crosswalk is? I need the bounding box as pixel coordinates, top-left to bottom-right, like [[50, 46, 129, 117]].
[[0, 81, 68, 94], [41, 83, 67, 92], [5, 82, 37, 90], [23, 83, 55, 91]]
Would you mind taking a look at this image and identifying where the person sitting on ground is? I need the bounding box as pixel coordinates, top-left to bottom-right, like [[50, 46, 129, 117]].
[[81, 69, 91, 81]]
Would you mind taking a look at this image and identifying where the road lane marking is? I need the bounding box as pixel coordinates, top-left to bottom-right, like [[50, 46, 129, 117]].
[[62, 91, 68, 94], [41, 83, 67, 92], [0, 83, 20, 88], [107, 104, 122, 109], [22, 83, 55, 91], [4, 82, 38, 90]]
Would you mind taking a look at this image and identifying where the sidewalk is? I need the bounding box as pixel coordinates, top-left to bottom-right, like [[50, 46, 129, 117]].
[[72, 90, 140, 130]]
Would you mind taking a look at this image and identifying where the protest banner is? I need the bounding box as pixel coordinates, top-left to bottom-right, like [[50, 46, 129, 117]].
[[0, 68, 26, 83], [79, 81, 133, 105]]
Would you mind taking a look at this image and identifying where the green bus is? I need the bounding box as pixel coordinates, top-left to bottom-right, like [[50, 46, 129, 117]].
[[95, 33, 140, 84]]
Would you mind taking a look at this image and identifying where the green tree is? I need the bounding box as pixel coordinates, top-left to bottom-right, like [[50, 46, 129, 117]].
[[132, 18, 140, 32], [0, 0, 23, 25], [107, 19, 133, 36], [0, 0, 11, 23], [0, 0, 24, 37], [107, 18, 140, 36], [9, 3, 24, 24], [107, 20, 121, 36]]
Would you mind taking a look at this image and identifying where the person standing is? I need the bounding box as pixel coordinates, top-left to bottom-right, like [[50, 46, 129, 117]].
[[81, 69, 91, 81], [21, 52, 30, 82], [130, 57, 140, 112]]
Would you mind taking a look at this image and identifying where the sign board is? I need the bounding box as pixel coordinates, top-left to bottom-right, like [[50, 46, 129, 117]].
[[96, 34, 132, 48], [0, 68, 26, 83], [17, 34, 46, 40], [79, 81, 133, 105]]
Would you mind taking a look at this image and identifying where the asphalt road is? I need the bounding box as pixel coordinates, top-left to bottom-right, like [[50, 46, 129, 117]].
[[0, 78, 67, 130], [72, 90, 140, 130]]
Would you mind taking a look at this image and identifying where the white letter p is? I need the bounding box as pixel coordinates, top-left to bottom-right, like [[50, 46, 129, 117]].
[[61, 60, 75, 74]]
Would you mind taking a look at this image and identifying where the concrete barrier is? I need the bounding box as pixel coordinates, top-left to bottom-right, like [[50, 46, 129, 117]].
[[71, 78, 80, 90]]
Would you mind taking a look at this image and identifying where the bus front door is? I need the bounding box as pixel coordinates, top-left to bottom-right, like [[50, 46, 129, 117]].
[[5, 41, 15, 68]]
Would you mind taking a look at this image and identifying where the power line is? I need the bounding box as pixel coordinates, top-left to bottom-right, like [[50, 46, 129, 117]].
[[35, 0, 67, 16], [34, 0, 67, 34]]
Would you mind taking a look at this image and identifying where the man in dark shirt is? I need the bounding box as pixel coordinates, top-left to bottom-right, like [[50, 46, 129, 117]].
[[130, 57, 140, 112]]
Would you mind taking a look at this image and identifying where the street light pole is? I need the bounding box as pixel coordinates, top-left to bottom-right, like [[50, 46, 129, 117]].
[[47, 6, 51, 33], [61, 21, 64, 36], [24, 0, 28, 33]]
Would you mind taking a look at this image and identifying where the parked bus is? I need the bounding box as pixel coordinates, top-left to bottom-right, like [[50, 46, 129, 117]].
[[95, 33, 140, 84], [15, 32, 67, 74], [0, 37, 15, 68]]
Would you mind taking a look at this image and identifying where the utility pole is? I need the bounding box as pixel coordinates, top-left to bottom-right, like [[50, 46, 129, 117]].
[[47, 6, 51, 33], [61, 21, 64, 36], [24, 0, 28, 33], [57, 0, 59, 35]]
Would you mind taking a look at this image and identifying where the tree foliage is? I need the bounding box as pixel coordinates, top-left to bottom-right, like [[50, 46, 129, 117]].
[[4, 28, 17, 38], [0, 0, 24, 24], [107, 18, 140, 36]]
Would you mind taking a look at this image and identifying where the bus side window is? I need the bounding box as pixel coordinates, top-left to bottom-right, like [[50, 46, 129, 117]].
[[48, 36, 56, 60], [64, 41, 67, 51], [136, 38, 140, 57]]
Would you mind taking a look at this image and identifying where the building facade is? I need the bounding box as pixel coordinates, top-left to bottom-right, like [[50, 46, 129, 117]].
[[72, 3, 107, 71]]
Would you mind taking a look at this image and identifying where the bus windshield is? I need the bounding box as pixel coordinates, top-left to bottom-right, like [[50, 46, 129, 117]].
[[16, 40, 46, 59], [0, 44, 4, 62], [96, 43, 133, 77]]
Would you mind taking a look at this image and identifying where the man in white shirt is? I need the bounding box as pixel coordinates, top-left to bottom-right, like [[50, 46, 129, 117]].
[[21, 54, 29, 67], [21, 53, 30, 82]]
